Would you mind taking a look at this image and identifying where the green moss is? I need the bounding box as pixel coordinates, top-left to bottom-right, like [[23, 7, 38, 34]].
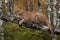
[[3, 22, 52, 40], [57, 35, 60, 40]]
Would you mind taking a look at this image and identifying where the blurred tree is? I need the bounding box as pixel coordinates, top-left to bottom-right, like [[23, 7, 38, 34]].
[[14, 0, 38, 11], [40, 0, 47, 9]]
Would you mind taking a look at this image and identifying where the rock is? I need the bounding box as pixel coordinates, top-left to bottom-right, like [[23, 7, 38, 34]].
[[0, 19, 3, 26], [0, 19, 3, 33], [23, 22, 49, 31], [0, 19, 4, 40]]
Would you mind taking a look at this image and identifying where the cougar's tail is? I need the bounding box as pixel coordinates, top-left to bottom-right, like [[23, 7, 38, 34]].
[[46, 20, 54, 37]]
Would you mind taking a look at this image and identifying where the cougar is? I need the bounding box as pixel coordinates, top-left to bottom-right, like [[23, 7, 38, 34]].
[[13, 9, 54, 37]]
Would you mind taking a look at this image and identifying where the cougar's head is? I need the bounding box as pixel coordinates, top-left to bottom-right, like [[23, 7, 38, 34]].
[[13, 9, 23, 19]]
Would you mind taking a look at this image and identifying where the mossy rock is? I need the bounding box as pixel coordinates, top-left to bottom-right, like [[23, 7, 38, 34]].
[[3, 22, 52, 40]]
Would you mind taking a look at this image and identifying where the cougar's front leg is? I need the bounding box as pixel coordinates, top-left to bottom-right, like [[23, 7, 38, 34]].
[[19, 19, 25, 26]]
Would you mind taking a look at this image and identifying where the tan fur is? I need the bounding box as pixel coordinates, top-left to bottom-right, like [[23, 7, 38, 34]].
[[14, 9, 54, 37]]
